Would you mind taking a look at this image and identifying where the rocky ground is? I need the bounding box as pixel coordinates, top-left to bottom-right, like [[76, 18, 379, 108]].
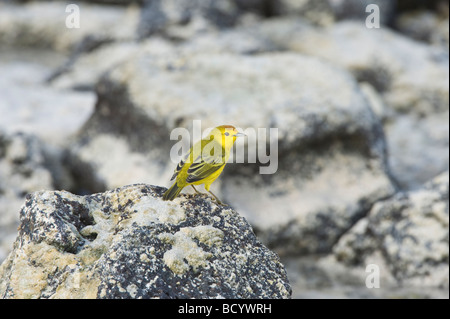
[[0, 0, 448, 298]]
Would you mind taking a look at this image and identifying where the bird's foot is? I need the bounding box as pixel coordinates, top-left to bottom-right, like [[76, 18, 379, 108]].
[[207, 190, 228, 206]]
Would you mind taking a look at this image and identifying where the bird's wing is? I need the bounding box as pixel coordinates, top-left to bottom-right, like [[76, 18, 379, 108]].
[[170, 153, 189, 181], [185, 141, 226, 184]]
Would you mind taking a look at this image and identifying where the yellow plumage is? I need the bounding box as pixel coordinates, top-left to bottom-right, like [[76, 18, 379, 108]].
[[163, 125, 244, 204]]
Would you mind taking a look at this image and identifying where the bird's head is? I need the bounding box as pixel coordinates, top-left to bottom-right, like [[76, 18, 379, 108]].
[[209, 125, 246, 149]]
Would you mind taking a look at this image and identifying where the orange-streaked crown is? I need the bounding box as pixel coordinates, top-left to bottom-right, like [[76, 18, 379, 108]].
[[216, 125, 237, 134]]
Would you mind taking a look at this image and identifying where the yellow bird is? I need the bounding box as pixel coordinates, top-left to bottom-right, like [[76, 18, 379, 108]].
[[163, 125, 245, 205]]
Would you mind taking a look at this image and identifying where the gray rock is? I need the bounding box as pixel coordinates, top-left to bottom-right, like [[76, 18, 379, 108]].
[[51, 29, 277, 91], [179, 26, 279, 55], [396, 10, 449, 49], [0, 48, 95, 146], [328, 0, 396, 25], [271, 0, 335, 26], [50, 38, 174, 90], [254, 19, 449, 189], [330, 172, 449, 288], [136, 0, 335, 41], [0, 1, 138, 52], [137, 0, 241, 39], [137, 0, 335, 40], [235, 0, 335, 26], [0, 50, 91, 264], [385, 112, 449, 190], [67, 51, 394, 256], [0, 48, 85, 259], [258, 20, 449, 115], [0, 131, 54, 263], [280, 172, 449, 298], [0, 184, 291, 299], [284, 255, 449, 298]]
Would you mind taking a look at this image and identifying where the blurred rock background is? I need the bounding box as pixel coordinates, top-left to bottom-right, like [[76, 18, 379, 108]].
[[0, 0, 448, 298]]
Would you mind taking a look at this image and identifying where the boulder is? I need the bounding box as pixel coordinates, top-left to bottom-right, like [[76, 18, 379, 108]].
[[50, 28, 277, 91], [328, 171, 449, 288], [0, 50, 93, 264], [234, 0, 335, 25], [0, 184, 291, 299], [0, 1, 138, 52], [0, 49, 95, 146], [258, 20, 449, 115], [328, 0, 396, 25], [0, 131, 54, 262], [50, 38, 174, 90], [385, 111, 449, 189], [253, 19, 449, 189], [283, 172, 449, 298], [136, 0, 335, 40], [396, 10, 449, 49], [137, 0, 242, 39]]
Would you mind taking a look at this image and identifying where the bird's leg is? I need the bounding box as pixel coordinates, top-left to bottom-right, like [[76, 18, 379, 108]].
[[191, 185, 201, 194], [207, 190, 227, 206]]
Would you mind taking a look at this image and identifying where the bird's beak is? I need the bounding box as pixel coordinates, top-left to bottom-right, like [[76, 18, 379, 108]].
[[233, 132, 246, 137]]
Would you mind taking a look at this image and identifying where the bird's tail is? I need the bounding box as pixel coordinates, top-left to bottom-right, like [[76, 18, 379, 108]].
[[163, 183, 183, 201]]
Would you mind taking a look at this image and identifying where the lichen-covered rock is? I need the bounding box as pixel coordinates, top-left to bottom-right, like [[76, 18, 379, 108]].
[[0, 131, 55, 263], [328, 172, 449, 288], [0, 184, 291, 299]]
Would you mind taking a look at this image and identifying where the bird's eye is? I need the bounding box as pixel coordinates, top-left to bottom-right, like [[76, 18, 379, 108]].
[[224, 132, 230, 136]]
